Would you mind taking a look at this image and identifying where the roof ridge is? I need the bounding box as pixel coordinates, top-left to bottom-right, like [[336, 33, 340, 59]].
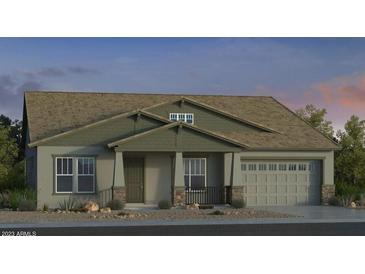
[[24, 90, 274, 98]]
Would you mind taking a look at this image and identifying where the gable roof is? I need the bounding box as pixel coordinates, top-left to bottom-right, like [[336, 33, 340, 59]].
[[24, 91, 339, 150], [107, 121, 249, 149]]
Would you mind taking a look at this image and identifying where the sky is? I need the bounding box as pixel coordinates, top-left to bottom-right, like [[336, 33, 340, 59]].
[[1, 37, 365, 130]]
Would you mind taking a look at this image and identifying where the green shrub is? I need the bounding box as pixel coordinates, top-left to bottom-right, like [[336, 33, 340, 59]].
[[7, 188, 36, 210], [231, 199, 246, 209], [106, 199, 125, 210], [328, 196, 340, 206], [158, 200, 172, 209], [18, 199, 37, 211]]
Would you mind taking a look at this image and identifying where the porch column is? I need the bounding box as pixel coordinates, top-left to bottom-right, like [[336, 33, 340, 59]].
[[113, 151, 126, 203], [173, 151, 185, 206], [228, 152, 244, 202]]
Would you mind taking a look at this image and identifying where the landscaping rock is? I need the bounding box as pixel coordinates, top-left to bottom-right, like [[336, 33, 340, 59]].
[[99, 207, 112, 214], [186, 203, 199, 210], [84, 201, 99, 212], [351, 202, 357, 208]]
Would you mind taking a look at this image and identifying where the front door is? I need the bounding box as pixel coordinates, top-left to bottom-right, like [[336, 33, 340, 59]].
[[124, 158, 144, 203]]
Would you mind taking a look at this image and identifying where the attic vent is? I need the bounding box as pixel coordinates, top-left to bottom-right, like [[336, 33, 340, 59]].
[[169, 113, 194, 124]]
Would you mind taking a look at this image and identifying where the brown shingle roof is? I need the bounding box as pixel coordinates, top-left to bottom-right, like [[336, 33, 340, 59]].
[[24, 91, 338, 150]]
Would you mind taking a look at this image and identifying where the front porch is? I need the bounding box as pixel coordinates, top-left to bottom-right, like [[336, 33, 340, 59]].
[[101, 151, 242, 207]]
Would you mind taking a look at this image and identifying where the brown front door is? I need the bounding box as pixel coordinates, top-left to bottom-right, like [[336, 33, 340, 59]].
[[124, 158, 144, 203]]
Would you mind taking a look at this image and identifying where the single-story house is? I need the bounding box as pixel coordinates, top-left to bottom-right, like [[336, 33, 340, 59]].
[[23, 91, 338, 208]]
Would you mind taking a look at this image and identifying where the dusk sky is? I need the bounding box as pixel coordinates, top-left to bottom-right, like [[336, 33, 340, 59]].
[[1, 37, 365, 130]]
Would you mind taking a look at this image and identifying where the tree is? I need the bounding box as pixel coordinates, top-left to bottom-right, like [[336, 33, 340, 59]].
[[335, 115, 365, 186], [295, 104, 334, 139], [0, 114, 23, 160], [0, 127, 19, 187]]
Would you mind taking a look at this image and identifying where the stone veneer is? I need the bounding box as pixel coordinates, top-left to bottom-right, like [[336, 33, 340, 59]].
[[174, 186, 186, 206], [231, 186, 244, 202], [321, 185, 335, 205], [113, 186, 126, 203]]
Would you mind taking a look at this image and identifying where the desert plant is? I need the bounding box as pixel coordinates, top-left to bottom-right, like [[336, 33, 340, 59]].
[[231, 199, 246, 209], [158, 199, 172, 209], [328, 196, 340, 206], [338, 195, 354, 207], [42, 204, 49, 212], [58, 196, 77, 211], [18, 199, 37, 211], [106, 199, 125, 210]]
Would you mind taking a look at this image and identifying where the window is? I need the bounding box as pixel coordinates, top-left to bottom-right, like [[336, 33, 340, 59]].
[[55, 156, 95, 193], [268, 163, 277, 171], [169, 113, 194, 124], [183, 158, 206, 189], [77, 158, 95, 193], [278, 164, 287, 171], [298, 164, 307, 171], [248, 164, 256, 171], [258, 164, 267, 171], [241, 163, 247, 171], [56, 157, 73, 193], [288, 164, 297, 171]]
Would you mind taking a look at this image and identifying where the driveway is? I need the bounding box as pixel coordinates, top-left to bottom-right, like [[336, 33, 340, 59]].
[[253, 206, 365, 222]]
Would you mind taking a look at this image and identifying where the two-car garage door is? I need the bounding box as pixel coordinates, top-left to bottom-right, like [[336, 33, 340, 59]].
[[241, 160, 322, 206]]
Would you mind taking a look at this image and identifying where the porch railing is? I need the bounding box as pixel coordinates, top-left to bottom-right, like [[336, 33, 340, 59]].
[[98, 188, 113, 208], [185, 186, 232, 205]]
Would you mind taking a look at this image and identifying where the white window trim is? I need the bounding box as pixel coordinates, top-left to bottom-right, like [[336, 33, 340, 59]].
[[77, 157, 96, 194], [169, 113, 194, 124], [183, 158, 207, 190], [55, 156, 96, 194]]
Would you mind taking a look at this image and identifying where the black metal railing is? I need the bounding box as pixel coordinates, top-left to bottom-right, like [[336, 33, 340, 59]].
[[98, 188, 113, 208], [185, 186, 230, 205]]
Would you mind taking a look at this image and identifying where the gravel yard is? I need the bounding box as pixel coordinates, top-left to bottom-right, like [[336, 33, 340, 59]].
[[0, 208, 294, 224]]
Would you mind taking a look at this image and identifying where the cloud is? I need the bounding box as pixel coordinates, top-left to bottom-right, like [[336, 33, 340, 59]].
[[22, 65, 99, 79], [66, 66, 99, 74], [312, 73, 365, 110], [0, 74, 16, 94]]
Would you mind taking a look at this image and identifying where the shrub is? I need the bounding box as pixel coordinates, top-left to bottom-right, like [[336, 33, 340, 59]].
[[106, 199, 125, 210], [231, 199, 246, 209], [6, 188, 36, 210], [158, 200, 172, 209], [58, 197, 77, 211], [18, 200, 37, 211], [42, 204, 49, 211], [328, 196, 340, 206], [9, 191, 23, 210]]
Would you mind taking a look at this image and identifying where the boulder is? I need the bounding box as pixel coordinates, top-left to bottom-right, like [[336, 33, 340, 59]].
[[84, 201, 99, 212], [350, 202, 357, 208], [186, 203, 200, 210], [99, 207, 112, 214]]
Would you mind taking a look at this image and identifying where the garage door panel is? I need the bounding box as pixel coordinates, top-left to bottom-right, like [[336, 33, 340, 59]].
[[241, 160, 321, 206]]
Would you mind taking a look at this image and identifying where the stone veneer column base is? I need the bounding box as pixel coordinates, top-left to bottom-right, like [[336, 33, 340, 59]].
[[174, 186, 186, 206], [321, 185, 335, 205], [231, 186, 244, 202], [112, 186, 126, 203]]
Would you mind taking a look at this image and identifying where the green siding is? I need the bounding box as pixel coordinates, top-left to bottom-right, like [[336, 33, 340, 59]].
[[116, 127, 241, 152], [40, 115, 164, 146], [149, 101, 263, 133]]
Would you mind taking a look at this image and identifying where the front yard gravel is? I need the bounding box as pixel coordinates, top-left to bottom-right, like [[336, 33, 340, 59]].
[[0, 208, 294, 224]]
